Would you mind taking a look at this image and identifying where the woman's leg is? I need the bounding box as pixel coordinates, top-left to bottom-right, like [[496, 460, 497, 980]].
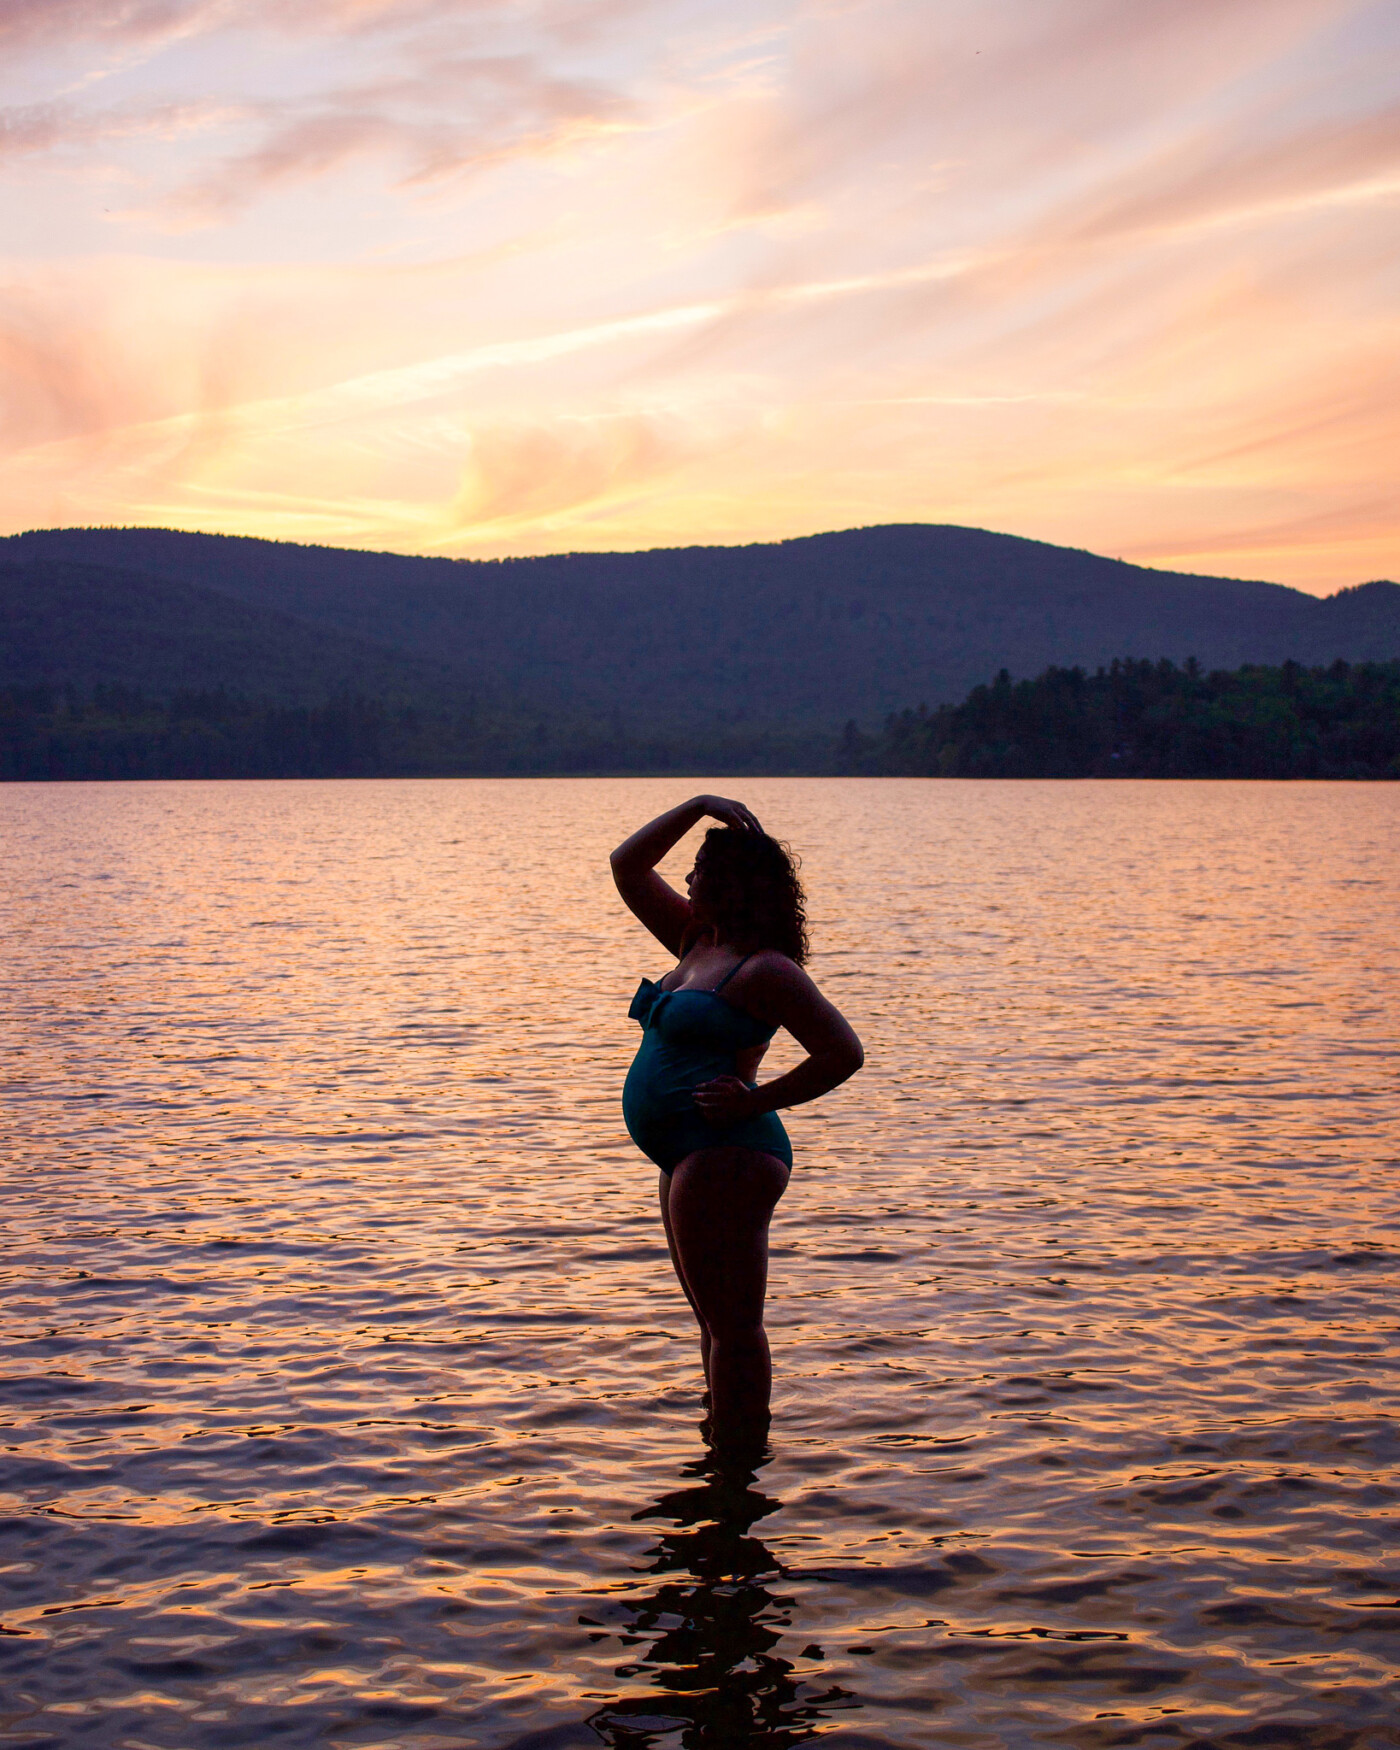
[[658, 1168, 712, 1391], [666, 1147, 790, 1452]]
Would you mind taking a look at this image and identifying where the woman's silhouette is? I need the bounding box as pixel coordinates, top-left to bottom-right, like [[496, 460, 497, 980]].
[[611, 795, 863, 1454]]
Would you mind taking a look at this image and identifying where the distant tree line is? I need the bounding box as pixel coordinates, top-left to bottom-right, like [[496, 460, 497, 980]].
[[2, 659, 1397, 780], [841, 658, 1400, 779], [0, 684, 826, 780]]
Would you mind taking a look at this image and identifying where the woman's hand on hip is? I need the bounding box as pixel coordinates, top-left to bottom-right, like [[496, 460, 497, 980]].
[[693, 1075, 761, 1125]]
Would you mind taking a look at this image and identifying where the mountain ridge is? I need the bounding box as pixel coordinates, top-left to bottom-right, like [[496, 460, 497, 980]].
[[4, 523, 1396, 726]]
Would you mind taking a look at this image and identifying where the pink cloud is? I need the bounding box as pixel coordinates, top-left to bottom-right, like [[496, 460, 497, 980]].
[[0, 96, 234, 161], [701, 0, 1345, 229], [1051, 106, 1400, 250], [0, 1, 210, 50], [0, 0, 650, 54], [168, 56, 638, 223], [447, 411, 694, 532], [0, 292, 135, 448], [1, 1, 649, 228]]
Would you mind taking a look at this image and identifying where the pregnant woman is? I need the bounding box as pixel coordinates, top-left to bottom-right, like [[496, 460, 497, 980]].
[[611, 794, 864, 1456]]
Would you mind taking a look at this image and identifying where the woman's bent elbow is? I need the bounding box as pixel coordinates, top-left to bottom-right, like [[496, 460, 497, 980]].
[[824, 1039, 863, 1083]]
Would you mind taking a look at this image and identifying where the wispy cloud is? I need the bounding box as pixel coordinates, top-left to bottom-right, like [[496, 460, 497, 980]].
[[2, 0, 658, 224], [0, 95, 234, 160], [0, 0, 214, 51], [0, 0, 656, 59], [0, 1, 496, 53], [168, 56, 640, 224]]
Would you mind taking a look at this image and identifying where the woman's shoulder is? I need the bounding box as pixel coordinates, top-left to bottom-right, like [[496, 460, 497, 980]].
[[739, 948, 811, 990], [728, 948, 819, 1028], [746, 945, 798, 968]]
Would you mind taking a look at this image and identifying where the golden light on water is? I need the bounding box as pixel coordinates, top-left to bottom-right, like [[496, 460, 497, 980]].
[[2, 777, 1397, 1741]]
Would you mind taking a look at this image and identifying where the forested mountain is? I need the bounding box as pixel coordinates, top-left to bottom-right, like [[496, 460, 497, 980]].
[[5, 524, 1396, 727], [0, 560, 467, 703]]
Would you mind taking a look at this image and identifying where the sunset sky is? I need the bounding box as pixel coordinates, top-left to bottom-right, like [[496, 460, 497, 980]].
[[2, 0, 1397, 594]]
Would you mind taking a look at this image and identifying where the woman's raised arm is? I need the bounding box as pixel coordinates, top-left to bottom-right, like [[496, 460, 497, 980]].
[[609, 794, 762, 954]]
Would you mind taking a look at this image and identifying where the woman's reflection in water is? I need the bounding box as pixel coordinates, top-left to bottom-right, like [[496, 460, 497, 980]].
[[583, 1454, 857, 1748]]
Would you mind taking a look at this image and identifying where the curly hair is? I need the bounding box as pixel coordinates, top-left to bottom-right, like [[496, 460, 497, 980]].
[[688, 826, 809, 965]]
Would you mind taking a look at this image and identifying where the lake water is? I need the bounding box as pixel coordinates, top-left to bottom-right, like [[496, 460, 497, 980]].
[[2, 777, 1398, 1750]]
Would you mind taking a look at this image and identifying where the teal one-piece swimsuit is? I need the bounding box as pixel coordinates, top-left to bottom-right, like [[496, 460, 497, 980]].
[[623, 956, 793, 1174]]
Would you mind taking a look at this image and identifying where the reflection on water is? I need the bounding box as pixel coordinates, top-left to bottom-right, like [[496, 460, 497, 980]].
[[586, 1458, 856, 1749], [1, 777, 1397, 1748]]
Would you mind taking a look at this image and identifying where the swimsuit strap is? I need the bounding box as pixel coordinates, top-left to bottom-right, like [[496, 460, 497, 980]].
[[712, 953, 753, 993]]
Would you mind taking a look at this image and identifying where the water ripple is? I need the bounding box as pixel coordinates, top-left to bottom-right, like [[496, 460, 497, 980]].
[[1, 777, 1397, 1748]]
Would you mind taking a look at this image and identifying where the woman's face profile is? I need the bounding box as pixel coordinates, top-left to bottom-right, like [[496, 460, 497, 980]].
[[685, 857, 710, 918]]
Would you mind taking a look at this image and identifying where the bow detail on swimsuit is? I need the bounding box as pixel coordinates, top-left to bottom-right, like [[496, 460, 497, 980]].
[[629, 978, 662, 1025]]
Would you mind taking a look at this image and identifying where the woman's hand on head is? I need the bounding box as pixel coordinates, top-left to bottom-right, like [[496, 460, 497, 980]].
[[693, 1074, 758, 1125], [609, 794, 761, 955], [695, 795, 763, 834]]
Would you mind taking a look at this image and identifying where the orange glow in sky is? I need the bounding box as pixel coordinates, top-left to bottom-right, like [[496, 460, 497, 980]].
[[2, 0, 1397, 593]]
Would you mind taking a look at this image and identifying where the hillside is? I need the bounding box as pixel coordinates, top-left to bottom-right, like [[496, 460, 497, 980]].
[[4, 524, 1397, 727], [0, 560, 472, 704]]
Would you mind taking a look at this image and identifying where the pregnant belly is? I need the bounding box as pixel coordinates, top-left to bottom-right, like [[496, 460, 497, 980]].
[[622, 1036, 728, 1129]]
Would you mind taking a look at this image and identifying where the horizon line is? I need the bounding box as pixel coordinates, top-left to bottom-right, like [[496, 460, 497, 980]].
[[5, 519, 1396, 600]]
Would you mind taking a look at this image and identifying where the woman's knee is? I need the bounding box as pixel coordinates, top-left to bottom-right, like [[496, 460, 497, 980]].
[[707, 1316, 767, 1349]]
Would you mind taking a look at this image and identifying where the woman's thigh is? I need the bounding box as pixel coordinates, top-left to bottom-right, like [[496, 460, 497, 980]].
[[658, 1169, 703, 1317], [667, 1147, 790, 1331]]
